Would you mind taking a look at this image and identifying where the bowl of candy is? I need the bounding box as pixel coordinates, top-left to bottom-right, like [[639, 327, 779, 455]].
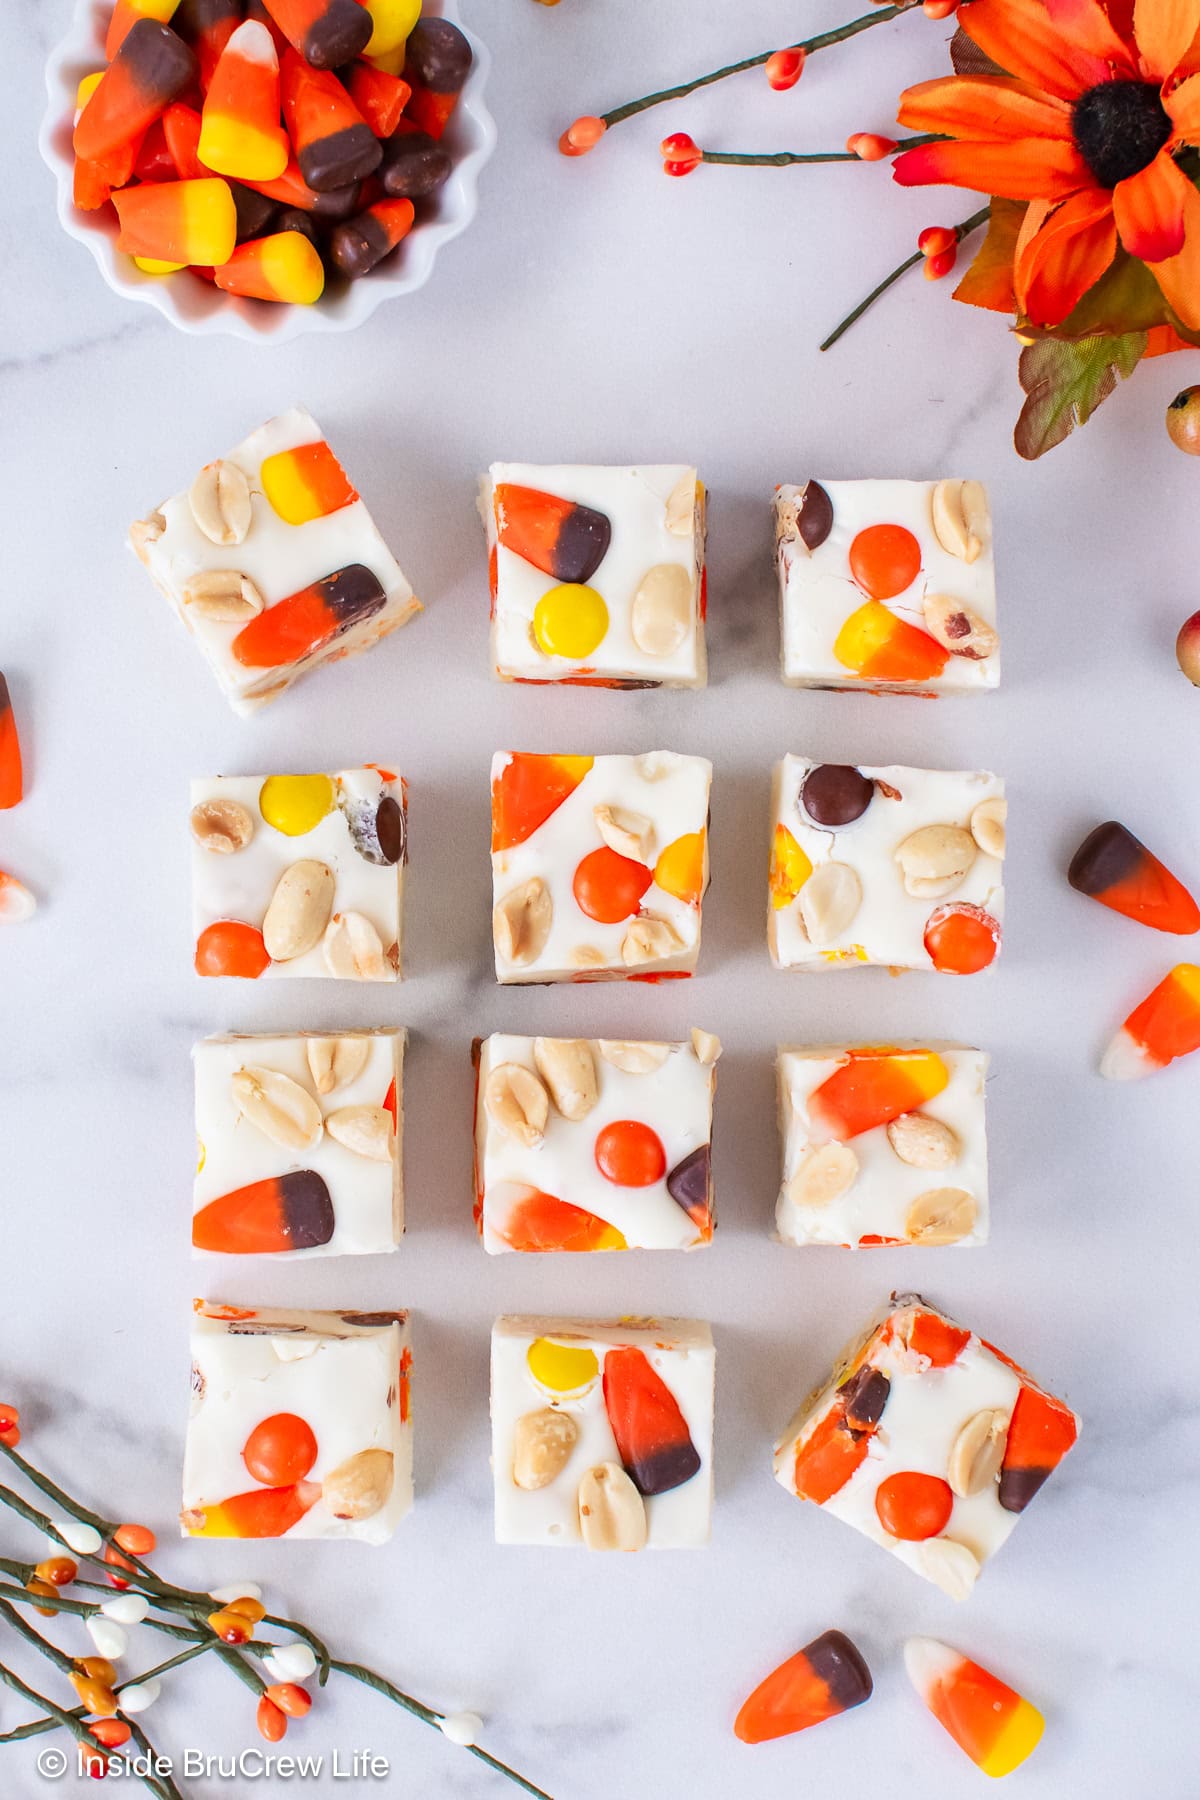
[[40, 0, 494, 341]]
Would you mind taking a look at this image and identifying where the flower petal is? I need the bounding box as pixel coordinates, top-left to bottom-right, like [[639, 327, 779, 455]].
[[1165, 69, 1200, 138], [1112, 150, 1189, 259], [897, 75, 1074, 141], [893, 137, 1093, 201], [1134, 0, 1200, 78], [1014, 190, 1119, 323], [960, 0, 1125, 99], [1152, 174, 1200, 324], [1043, 0, 1138, 69]]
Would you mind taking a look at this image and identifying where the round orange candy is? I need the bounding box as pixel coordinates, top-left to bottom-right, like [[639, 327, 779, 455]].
[[242, 1413, 318, 1486], [573, 846, 652, 923], [924, 902, 1001, 974], [195, 919, 270, 978], [848, 523, 922, 599], [874, 1470, 954, 1540], [594, 1120, 667, 1187]]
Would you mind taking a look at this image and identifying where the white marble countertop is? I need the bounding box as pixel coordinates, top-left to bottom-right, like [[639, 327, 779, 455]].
[[2, 1, 1196, 1794]]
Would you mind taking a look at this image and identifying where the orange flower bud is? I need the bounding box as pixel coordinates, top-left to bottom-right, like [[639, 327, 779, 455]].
[[918, 225, 957, 257], [226, 1596, 267, 1625], [766, 48, 805, 90], [660, 131, 702, 176], [558, 115, 606, 156], [257, 1696, 288, 1742], [114, 1523, 156, 1556], [36, 1556, 78, 1588], [25, 1575, 59, 1617], [90, 1720, 132, 1749], [207, 1606, 254, 1645], [924, 245, 958, 280], [923, 0, 959, 16], [265, 1682, 313, 1718], [846, 132, 897, 162]]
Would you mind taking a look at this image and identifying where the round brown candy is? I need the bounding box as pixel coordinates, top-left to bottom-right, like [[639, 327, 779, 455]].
[[273, 207, 320, 249], [380, 132, 453, 200], [404, 17, 473, 92], [801, 764, 874, 827]]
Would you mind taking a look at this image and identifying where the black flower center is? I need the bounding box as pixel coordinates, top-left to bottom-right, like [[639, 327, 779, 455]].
[[1072, 80, 1172, 189]]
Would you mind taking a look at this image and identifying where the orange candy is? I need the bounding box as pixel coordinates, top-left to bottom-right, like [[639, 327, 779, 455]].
[[572, 846, 652, 923], [924, 901, 1001, 973], [594, 1120, 667, 1187], [891, 1307, 971, 1369], [1103, 962, 1200, 1078], [195, 920, 271, 978], [232, 565, 386, 667], [848, 522, 922, 598], [806, 1049, 949, 1143], [184, 1481, 320, 1538], [162, 100, 205, 177], [345, 61, 411, 136], [74, 19, 197, 165], [834, 599, 949, 683], [261, 439, 357, 525], [905, 1638, 1045, 1777], [112, 177, 238, 266], [106, 0, 181, 60], [998, 1383, 1079, 1513], [494, 1187, 627, 1253], [199, 20, 290, 183], [0, 1402, 21, 1446], [193, 1170, 336, 1254], [281, 48, 381, 191], [493, 484, 611, 584], [90, 1719, 133, 1750], [491, 753, 593, 850], [243, 1412, 318, 1485], [602, 1347, 701, 1495], [0, 673, 23, 810], [214, 230, 326, 302], [792, 1409, 868, 1505], [874, 1470, 953, 1540], [735, 1630, 873, 1744], [654, 831, 705, 905]]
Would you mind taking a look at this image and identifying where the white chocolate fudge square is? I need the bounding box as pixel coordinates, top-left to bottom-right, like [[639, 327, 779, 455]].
[[193, 1030, 404, 1258], [773, 1294, 1079, 1597], [474, 1032, 719, 1254], [769, 756, 1005, 974], [191, 768, 407, 981], [183, 1302, 413, 1544], [775, 478, 998, 694], [482, 464, 706, 687], [491, 752, 712, 983], [129, 407, 420, 716], [776, 1044, 988, 1249], [491, 1316, 714, 1549]]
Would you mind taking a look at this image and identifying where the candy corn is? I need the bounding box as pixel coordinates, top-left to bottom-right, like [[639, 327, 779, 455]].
[[735, 1630, 872, 1744], [192, 1171, 336, 1253], [262, 440, 357, 525], [491, 753, 594, 850], [106, 0, 181, 62], [176, 0, 243, 87], [905, 1638, 1044, 1777], [362, 0, 421, 59], [603, 1347, 701, 1494], [231, 565, 387, 668], [240, 158, 360, 217], [199, 21, 290, 181], [493, 1188, 627, 1253], [162, 101, 205, 177], [806, 1049, 950, 1143], [113, 177, 238, 265], [183, 1481, 320, 1537], [346, 61, 411, 137], [0, 872, 36, 925], [1101, 962, 1200, 1079], [328, 196, 414, 277], [834, 599, 949, 683], [403, 17, 473, 140], [281, 48, 382, 190], [214, 229, 326, 302], [998, 1383, 1079, 1512], [74, 19, 197, 164], [262, 0, 374, 69], [1068, 820, 1200, 935], [493, 485, 612, 584], [0, 673, 23, 810]]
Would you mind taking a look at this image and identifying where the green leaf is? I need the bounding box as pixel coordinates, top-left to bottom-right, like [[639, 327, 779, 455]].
[[1014, 333, 1147, 459]]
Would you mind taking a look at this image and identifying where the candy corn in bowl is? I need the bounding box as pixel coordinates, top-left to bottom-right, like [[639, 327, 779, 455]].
[[40, 0, 494, 340]]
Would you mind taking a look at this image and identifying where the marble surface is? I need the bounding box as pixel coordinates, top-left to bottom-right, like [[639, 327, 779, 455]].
[[2, 1, 1197, 1794]]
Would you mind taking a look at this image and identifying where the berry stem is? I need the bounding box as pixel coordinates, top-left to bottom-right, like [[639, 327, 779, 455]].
[[819, 203, 990, 350], [701, 132, 941, 166], [0, 1645, 212, 1744], [599, 3, 919, 129]]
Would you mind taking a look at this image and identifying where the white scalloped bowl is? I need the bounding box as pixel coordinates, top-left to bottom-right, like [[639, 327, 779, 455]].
[[40, 0, 495, 341]]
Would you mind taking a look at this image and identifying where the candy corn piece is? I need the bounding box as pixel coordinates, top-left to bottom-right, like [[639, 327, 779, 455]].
[[328, 197, 414, 277], [1101, 963, 1200, 1079], [603, 1347, 702, 1494], [262, 0, 374, 68], [904, 1638, 1044, 1777], [402, 18, 473, 140], [199, 22, 290, 181], [74, 19, 197, 165], [214, 229, 326, 302], [1068, 820, 1200, 935], [806, 1048, 950, 1144], [834, 600, 949, 683], [345, 61, 411, 137], [262, 441, 357, 525], [363, 0, 421, 58], [735, 1630, 873, 1744], [998, 1382, 1079, 1512], [493, 485, 612, 584], [0, 673, 23, 810], [491, 753, 594, 850], [0, 872, 36, 925], [192, 1171, 335, 1253], [493, 1188, 627, 1253], [133, 118, 178, 181], [239, 158, 360, 218], [281, 49, 382, 191], [183, 1481, 320, 1537], [113, 177, 238, 266], [106, 0, 181, 61], [73, 71, 144, 210], [769, 824, 812, 910], [231, 565, 386, 669], [177, 0, 243, 87], [161, 101, 204, 177]]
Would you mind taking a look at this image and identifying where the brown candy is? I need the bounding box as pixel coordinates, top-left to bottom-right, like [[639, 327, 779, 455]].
[[797, 479, 834, 550], [380, 131, 454, 200], [801, 764, 874, 828]]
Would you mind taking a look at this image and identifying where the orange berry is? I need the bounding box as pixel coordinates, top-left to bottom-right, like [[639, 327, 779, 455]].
[[0, 1402, 19, 1445], [227, 1596, 267, 1625], [77, 1657, 118, 1685], [572, 846, 652, 923], [25, 1575, 59, 1617], [875, 1470, 954, 1540], [81, 1745, 110, 1779], [243, 1413, 319, 1487], [265, 1682, 313, 1718], [923, 0, 959, 15], [114, 1523, 156, 1556], [102, 1542, 133, 1590], [846, 132, 896, 161], [208, 1606, 254, 1645], [924, 246, 957, 280], [765, 47, 805, 90], [71, 1674, 119, 1717], [848, 523, 922, 600], [36, 1556, 78, 1587], [565, 115, 605, 151], [594, 1119, 668, 1188], [918, 225, 956, 257], [660, 131, 701, 175], [257, 1696, 288, 1742], [90, 1720, 132, 1749]]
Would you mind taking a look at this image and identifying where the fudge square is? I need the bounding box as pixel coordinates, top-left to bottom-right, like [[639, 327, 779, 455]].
[[776, 1044, 988, 1249], [183, 1302, 413, 1544], [192, 768, 407, 981], [129, 407, 420, 716], [482, 464, 706, 687], [473, 1030, 720, 1254], [491, 1316, 715, 1549], [773, 1294, 1079, 1598], [774, 478, 998, 694], [193, 1030, 404, 1258], [491, 751, 712, 983], [769, 756, 1005, 974]]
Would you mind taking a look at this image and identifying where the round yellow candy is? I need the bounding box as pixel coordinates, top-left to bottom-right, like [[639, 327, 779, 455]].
[[532, 585, 609, 660], [259, 775, 335, 837], [526, 1338, 599, 1397]]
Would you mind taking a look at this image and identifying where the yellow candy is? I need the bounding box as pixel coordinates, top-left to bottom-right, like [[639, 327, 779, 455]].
[[134, 257, 185, 275], [75, 71, 104, 110], [654, 831, 705, 905], [981, 1698, 1045, 1778], [258, 774, 335, 837], [769, 823, 812, 910], [526, 1338, 599, 1397], [532, 584, 608, 660], [364, 0, 422, 58]]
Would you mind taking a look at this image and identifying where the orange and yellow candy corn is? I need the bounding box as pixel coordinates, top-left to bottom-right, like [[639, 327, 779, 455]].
[[491, 753, 593, 851], [735, 1630, 873, 1744], [262, 440, 358, 525], [183, 1481, 320, 1537], [1068, 820, 1200, 935], [493, 1187, 627, 1253], [0, 673, 23, 810], [1101, 962, 1200, 1079], [834, 599, 949, 684], [199, 21, 290, 182], [113, 177, 237, 266], [806, 1048, 949, 1143], [363, 0, 421, 59], [74, 19, 197, 165], [214, 229, 326, 303], [106, 0, 181, 60], [905, 1638, 1044, 1777]]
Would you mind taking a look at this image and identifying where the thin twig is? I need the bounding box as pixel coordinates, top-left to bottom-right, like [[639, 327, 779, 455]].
[[820, 204, 991, 350], [701, 132, 940, 167]]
